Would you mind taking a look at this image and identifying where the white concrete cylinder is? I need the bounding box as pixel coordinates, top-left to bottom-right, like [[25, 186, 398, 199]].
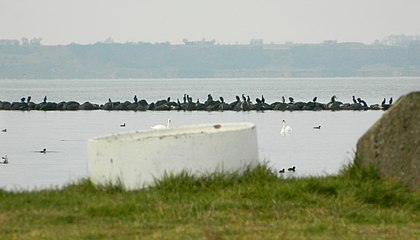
[[88, 122, 259, 190]]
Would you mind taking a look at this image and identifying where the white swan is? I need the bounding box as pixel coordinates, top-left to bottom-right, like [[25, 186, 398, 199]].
[[280, 120, 292, 136], [151, 118, 172, 130]]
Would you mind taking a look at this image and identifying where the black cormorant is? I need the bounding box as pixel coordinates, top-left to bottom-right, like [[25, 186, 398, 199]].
[[289, 97, 294, 103]]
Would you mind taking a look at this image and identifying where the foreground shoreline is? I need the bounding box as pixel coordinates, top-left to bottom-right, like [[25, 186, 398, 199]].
[[0, 163, 418, 239]]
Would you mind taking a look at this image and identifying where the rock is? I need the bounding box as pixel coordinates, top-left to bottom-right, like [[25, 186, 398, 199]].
[[136, 104, 148, 111], [2, 102, 12, 110], [114, 103, 126, 110], [11, 102, 28, 110], [155, 99, 168, 107], [28, 102, 36, 110], [64, 101, 80, 111], [39, 102, 58, 111], [138, 99, 148, 107], [79, 102, 94, 110], [127, 103, 138, 111], [155, 104, 170, 111], [356, 92, 420, 191]]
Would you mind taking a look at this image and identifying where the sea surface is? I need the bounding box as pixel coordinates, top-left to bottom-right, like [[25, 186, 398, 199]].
[[1, 77, 420, 191]]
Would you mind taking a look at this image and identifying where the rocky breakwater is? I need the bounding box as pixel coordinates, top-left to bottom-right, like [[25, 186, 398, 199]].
[[0, 95, 392, 112], [356, 92, 420, 191]]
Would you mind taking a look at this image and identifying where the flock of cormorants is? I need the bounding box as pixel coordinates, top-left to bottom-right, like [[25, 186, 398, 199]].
[[0, 94, 393, 111]]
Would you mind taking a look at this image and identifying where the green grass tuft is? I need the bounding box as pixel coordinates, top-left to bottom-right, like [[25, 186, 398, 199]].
[[0, 162, 418, 239]]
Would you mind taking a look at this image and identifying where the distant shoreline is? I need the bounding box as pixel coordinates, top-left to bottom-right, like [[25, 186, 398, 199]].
[[2, 41, 420, 78]]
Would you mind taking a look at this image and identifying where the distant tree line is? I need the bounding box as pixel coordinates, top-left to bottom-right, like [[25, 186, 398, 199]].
[[1, 37, 420, 78]]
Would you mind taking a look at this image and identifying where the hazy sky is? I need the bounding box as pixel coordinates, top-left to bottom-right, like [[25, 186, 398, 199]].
[[1, 0, 420, 45]]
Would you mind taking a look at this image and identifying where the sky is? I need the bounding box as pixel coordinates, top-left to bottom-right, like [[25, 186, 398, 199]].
[[1, 0, 420, 45]]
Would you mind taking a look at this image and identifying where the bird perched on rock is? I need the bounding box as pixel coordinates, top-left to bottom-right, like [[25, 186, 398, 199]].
[[313, 97, 317, 102], [289, 97, 294, 104]]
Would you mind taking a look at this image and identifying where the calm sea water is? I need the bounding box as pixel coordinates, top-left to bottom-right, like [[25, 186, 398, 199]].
[[1, 77, 419, 191]]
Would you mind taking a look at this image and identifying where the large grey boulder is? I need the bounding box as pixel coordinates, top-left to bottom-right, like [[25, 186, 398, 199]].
[[356, 92, 420, 191]]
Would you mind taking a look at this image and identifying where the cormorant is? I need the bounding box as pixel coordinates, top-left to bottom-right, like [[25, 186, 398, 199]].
[[389, 97, 393, 105], [381, 98, 386, 106], [120, 123, 126, 127], [288, 166, 296, 172], [352, 96, 357, 104], [236, 95, 240, 102], [40, 148, 47, 154], [289, 97, 294, 103], [279, 168, 285, 173], [219, 96, 224, 103], [313, 97, 317, 102], [313, 126, 321, 129], [282, 96, 285, 103], [43, 96, 47, 103], [134, 95, 138, 103], [261, 95, 265, 103], [242, 94, 246, 102], [331, 95, 337, 103]]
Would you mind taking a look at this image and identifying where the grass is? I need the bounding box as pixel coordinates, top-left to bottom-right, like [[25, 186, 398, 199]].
[[0, 162, 419, 239]]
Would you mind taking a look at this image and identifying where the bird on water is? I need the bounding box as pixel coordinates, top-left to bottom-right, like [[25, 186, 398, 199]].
[[313, 126, 321, 129], [288, 166, 296, 172], [151, 119, 172, 129], [280, 120, 292, 136], [1, 155, 8, 164]]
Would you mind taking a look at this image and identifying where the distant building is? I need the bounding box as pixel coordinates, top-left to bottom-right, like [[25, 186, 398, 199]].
[[183, 38, 216, 46]]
